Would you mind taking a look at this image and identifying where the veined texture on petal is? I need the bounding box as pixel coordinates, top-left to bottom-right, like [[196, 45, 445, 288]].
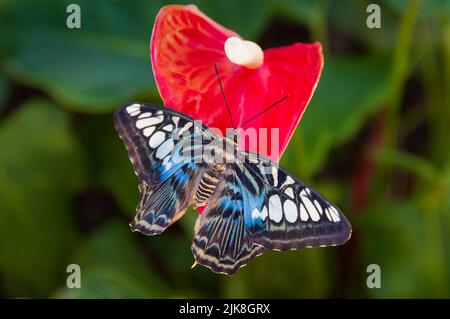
[[151, 4, 323, 162]]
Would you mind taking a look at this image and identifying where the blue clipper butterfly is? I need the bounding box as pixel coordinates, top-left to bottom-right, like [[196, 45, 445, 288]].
[[114, 101, 352, 275]]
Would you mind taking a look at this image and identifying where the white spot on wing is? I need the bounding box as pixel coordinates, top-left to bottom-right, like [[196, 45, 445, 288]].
[[325, 208, 333, 222], [143, 126, 155, 137], [163, 124, 174, 132], [314, 200, 323, 215], [284, 199, 298, 223], [251, 208, 260, 219], [138, 112, 152, 119], [136, 116, 163, 129], [268, 195, 283, 223], [328, 206, 341, 222], [261, 206, 268, 221], [272, 167, 278, 186], [300, 191, 320, 222], [282, 175, 295, 187], [285, 187, 294, 199], [126, 104, 140, 115], [149, 131, 165, 148], [156, 139, 174, 159], [300, 204, 309, 221]]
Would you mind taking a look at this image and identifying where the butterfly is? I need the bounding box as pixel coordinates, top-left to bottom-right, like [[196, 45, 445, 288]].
[[114, 101, 352, 275]]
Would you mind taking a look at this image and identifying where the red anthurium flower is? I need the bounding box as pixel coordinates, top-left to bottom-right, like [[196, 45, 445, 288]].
[[151, 4, 323, 162]]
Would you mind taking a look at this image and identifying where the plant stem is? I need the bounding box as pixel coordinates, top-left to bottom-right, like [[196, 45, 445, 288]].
[[371, 0, 421, 197]]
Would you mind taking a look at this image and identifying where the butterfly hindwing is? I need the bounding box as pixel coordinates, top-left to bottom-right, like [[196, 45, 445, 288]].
[[114, 103, 212, 235], [192, 176, 265, 275], [130, 166, 205, 235]]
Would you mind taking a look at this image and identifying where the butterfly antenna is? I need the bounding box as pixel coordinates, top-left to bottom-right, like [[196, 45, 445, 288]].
[[240, 95, 289, 127], [214, 64, 235, 129]]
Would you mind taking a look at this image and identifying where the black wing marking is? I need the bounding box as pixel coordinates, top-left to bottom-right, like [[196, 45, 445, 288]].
[[114, 103, 212, 235], [242, 151, 352, 251]]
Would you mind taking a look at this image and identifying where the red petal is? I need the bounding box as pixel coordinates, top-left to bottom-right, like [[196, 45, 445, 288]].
[[151, 5, 323, 161], [151, 4, 238, 123], [196, 205, 206, 214]]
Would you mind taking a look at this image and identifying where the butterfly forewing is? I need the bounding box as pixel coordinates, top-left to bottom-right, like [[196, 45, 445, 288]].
[[114, 103, 212, 235]]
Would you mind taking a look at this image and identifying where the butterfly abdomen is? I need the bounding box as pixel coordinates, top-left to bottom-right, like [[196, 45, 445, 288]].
[[193, 165, 224, 208]]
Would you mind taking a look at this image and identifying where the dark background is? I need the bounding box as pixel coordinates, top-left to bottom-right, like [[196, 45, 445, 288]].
[[0, 0, 449, 298]]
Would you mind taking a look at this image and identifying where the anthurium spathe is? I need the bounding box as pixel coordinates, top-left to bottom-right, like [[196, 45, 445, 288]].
[[151, 4, 323, 162]]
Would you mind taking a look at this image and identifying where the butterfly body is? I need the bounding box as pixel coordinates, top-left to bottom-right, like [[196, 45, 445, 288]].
[[114, 103, 352, 275], [193, 164, 225, 208]]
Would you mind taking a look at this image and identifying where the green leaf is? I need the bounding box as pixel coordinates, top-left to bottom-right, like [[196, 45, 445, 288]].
[[362, 200, 450, 297], [0, 0, 163, 112], [0, 99, 83, 296], [290, 55, 390, 175], [0, 0, 276, 112], [58, 220, 169, 298]]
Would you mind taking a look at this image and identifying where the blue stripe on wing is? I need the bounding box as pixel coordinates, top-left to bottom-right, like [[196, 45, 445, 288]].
[[232, 167, 267, 231]]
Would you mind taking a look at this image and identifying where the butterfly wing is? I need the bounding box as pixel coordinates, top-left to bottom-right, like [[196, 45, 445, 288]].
[[115, 103, 351, 274], [114, 103, 213, 235], [191, 150, 351, 275], [191, 175, 265, 275], [241, 151, 352, 250]]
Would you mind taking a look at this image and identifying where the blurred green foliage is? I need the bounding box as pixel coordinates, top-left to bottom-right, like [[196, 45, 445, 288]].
[[0, 0, 449, 298]]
